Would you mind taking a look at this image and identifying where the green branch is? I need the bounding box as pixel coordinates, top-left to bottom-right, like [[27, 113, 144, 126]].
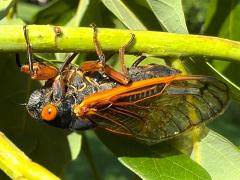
[[0, 25, 240, 63], [0, 131, 60, 179]]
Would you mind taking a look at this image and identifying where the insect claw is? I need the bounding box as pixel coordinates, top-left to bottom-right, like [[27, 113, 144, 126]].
[[89, 23, 97, 29]]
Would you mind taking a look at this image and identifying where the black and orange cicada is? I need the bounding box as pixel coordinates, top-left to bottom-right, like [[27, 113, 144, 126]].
[[19, 25, 229, 145]]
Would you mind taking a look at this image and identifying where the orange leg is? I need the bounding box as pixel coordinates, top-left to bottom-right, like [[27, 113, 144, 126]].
[[21, 25, 59, 80], [118, 33, 135, 77], [79, 24, 135, 85]]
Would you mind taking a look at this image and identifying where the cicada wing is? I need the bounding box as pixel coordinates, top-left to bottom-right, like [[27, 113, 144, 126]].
[[89, 77, 229, 145], [88, 106, 145, 137]]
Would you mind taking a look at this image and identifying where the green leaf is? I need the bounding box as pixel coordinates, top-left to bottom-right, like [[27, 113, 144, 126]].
[[67, 132, 82, 160], [210, 101, 240, 146], [203, 0, 240, 39], [66, 0, 90, 27], [174, 130, 240, 180], [97, 131, 211, 180], [146, 0, 188, 33], [101, 0, 146, 30], [34, 0, 78, 25], [0, 0, 14, 20], [17, 2, 43, 23]]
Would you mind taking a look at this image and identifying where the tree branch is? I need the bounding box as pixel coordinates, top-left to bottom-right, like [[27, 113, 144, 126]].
[[0, 25, 240, 63]]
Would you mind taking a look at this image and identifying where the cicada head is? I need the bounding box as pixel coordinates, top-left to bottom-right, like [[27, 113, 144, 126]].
[[26, 87, 95, 130], [26, 87, 52, 120]]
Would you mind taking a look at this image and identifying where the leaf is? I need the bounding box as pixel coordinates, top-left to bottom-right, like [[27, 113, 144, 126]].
[[210, 101, 240, 145], [196, 131, 240, 179], [66, 0, 90, 26], [17, 1, 44, 23], [203, 0, 240, 39], [146, 0, 188, 33], [96, 131, 211, 180], [0, 0, 14, 20], [174, 130, 240, 180], [34, 0, 78, 25], [67, 132, 82, 160], [101, 0, 146, 30]]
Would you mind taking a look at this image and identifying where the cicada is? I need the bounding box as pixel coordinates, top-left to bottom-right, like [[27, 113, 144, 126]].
[[20, 25, 229, 145]]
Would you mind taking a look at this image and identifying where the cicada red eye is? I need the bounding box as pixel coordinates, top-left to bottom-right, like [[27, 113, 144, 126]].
[[41, 104, 58, 121]]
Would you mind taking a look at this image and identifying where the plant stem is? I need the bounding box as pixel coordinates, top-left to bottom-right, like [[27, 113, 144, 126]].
[[0, 131, 60, 179], [0, 25, 240, 63]]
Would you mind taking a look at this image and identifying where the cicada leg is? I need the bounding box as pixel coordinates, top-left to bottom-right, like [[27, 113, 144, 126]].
[[23, 25, 34, 75], [52, 52, 81, 101], [21, 25, 59, 80], [80, 24, 135, 85], [21, 26, 78, 101], [118, 32, 135, 77]]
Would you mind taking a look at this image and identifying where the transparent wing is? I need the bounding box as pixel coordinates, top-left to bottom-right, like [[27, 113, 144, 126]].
[[88, 77, 229, 144]]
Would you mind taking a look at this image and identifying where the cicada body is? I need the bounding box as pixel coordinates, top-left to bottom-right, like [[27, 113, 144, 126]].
[[26, 64, 229, 144], [21, 24, 229, 144]]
